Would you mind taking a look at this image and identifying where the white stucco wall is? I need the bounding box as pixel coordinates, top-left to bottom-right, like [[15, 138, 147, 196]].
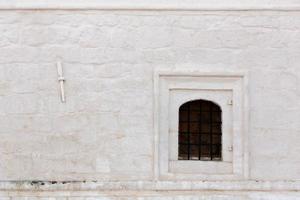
[[0, 0, 299, 199]]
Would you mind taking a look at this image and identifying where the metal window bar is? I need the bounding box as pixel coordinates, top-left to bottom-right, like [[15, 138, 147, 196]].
[[187, 103, 190, 160], [198, 101, 202, 160], [210, 103, 213, 160]]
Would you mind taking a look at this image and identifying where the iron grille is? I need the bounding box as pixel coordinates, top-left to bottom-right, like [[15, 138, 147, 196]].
[[178, 100, 222, 161]]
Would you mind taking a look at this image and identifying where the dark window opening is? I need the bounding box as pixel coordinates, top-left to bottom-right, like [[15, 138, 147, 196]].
[[178, 100, 222, 161]]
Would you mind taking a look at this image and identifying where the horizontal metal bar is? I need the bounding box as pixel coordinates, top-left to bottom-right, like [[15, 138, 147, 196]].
[[179, 121, 222, 123], [179, 143, 221, 146], [179, 132, 221, 135]]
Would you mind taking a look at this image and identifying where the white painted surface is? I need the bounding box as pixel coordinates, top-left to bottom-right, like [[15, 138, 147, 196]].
[[0, 1, 299, 199]]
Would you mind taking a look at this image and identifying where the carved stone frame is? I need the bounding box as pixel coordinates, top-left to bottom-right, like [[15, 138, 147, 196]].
[[154, 70, 249, 181]]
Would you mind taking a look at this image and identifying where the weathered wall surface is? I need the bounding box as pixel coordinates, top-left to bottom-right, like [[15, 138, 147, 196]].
[[0, 3, 299, 199]]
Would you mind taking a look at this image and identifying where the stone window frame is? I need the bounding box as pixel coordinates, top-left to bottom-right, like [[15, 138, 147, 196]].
[[170, 91, 233, 175], [153, 70, 249, 181]]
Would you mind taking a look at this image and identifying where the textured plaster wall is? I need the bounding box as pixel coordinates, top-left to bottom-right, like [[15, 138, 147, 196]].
[[0, 8, 299, 199]]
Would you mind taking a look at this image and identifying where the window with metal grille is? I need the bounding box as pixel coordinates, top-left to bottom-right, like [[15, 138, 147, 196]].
[[178, 100, 222, 161]]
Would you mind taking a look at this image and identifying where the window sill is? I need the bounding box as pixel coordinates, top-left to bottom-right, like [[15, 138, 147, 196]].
[[169, 160, 232, 174]]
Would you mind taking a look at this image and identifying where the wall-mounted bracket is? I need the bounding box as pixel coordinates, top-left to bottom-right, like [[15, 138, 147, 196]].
[[56, 61, 66, 103]]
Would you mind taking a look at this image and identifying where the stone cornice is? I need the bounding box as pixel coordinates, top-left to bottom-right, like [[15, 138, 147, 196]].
[[0, 0, 300, 11]]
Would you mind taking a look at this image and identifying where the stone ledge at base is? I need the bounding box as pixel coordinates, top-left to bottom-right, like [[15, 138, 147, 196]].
[[0, 181, 299, 192], [0, 191, 299, 200]]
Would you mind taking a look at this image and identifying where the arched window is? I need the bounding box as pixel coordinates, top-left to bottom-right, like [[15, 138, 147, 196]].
[[178, 100, 222, 161]]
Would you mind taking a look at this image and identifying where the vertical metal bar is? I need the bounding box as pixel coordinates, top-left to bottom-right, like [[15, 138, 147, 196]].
[[178, 108, 181, 160], [198, 101, 202, 160], [210, 103, 213, 160], [187, 103, 190, 160], [219, 110, 222, 159]]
